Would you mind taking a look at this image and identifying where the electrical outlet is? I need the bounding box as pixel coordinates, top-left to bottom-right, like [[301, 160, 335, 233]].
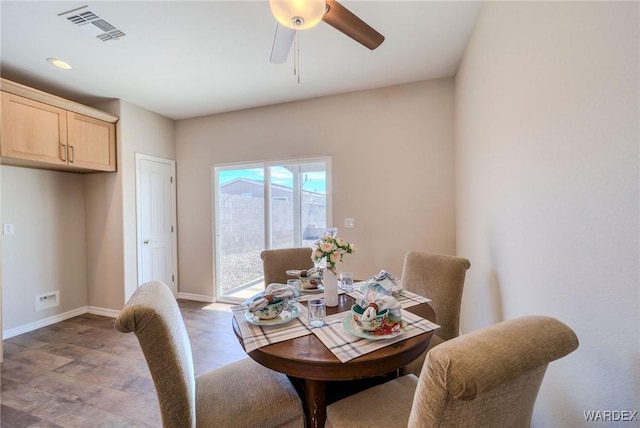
[[344, 218, 355, 229], [3, 224, 15, 235], [35, 291, 60, 311]]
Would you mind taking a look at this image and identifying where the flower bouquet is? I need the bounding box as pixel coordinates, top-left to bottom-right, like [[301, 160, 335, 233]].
[[311, 229, 356, 307], [311, 231, 356, 272]]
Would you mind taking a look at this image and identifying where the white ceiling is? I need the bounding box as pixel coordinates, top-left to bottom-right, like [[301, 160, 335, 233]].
[[0, 1, 482, 120]]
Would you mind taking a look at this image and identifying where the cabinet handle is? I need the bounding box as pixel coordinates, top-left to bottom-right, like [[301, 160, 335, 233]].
[[69, 145, 75, 163], [60, 144, 67, 161]]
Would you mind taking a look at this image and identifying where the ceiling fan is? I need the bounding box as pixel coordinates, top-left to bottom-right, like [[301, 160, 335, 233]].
[[269, 0, 385, 64]]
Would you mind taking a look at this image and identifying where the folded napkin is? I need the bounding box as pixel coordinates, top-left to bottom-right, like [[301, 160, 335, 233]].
[[299, 267, 322, 289], [356, 283, 402, 321], [359, 270, 403, 295], [247, 283, 302, 312], [300, 266, 321, 278]]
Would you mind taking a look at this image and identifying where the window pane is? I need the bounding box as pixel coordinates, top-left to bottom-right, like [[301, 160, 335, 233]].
[[217, 167, 265, 298], [270, 165, 296, 249], [301, 163, 327, 247]]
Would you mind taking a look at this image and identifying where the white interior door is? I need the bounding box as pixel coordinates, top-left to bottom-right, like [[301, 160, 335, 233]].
[[136, 154, 177, 296]]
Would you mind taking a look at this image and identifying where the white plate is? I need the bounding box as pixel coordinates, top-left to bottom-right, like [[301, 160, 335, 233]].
[[286, 270, 303, 276], [301, 284, 324, 294], [245, 304, 300, 326], [342, 314, 406, 340]]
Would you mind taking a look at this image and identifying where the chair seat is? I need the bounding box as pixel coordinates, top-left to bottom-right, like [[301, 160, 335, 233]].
[[325, 375, 419, 428], [196, 358, 304, 428]]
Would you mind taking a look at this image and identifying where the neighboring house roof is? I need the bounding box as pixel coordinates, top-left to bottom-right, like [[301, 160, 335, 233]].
[[220, 178, 325, 200]]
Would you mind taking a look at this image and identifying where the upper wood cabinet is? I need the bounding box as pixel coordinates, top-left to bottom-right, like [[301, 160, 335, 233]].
[[0, 79, 117, 173], [67, 112, 116, 171], [1, 92, 68, 167]]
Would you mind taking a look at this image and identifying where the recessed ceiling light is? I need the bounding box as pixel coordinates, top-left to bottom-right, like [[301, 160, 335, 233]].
[[46, 58, 73, 70]]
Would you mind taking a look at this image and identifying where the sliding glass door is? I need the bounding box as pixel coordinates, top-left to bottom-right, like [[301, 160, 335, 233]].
[[214, 158, 330, 303]]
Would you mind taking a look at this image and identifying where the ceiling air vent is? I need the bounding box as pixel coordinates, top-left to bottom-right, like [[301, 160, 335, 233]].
[[59, 5, 126, 41]]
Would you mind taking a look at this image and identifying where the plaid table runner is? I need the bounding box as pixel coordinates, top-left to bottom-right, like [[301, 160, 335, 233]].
[[311, 309, 440, 363], [231, 302, 312, 353]]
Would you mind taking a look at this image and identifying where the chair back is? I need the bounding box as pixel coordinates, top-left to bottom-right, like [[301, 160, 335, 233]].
[[115, 281, 196, 428], [409, 315, 579, 427], [261, 247, 314, 287], [401, 251, 470, 341]]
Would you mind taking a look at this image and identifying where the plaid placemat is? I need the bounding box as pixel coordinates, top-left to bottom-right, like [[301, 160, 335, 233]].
[[231, 302, 313, 353], [346, 288, 432, 308], [311, 309, 440, 363]]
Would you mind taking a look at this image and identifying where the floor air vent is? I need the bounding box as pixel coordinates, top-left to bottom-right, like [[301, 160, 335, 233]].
[[59, 5, 126, 41]]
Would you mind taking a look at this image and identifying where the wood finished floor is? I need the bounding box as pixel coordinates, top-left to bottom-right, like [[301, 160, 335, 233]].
[[1, 300, 248, 427]]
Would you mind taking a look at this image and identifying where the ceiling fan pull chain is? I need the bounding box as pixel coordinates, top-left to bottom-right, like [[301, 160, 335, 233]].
[[294, 21, 300, 84], [294, 30, 298, 80]]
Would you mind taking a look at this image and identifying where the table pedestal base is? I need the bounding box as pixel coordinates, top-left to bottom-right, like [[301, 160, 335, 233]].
[[305, 379, 326, 428], [290, 371, 400, 428]]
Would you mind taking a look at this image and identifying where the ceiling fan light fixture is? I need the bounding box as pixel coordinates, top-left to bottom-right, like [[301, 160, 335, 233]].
[[269, 0, 326, 30]]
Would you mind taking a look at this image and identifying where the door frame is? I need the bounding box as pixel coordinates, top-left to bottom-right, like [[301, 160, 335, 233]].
[[135, 153, 178, 293]]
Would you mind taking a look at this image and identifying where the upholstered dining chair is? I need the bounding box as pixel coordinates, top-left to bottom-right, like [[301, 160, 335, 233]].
[[400, 250, 471, 375], [325, 315, 579, 428], [115, 281, 304, 428], [261, 247, 314, 287]]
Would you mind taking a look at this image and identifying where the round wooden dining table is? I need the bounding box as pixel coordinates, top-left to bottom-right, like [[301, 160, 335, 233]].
[[232, 293, 436, 428]]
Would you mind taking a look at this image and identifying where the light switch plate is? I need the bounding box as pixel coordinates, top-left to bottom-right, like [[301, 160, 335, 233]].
[[3, 224, 15, 235], [344, 218, 355, 229]]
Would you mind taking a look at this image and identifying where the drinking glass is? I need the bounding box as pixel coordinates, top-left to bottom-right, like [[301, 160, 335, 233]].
[[287, 279, 301, 291], [339, 272, 354, 292], [308, 298, 326, 328]]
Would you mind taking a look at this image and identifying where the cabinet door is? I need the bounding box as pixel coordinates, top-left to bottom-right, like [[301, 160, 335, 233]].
[[67, 112, 116, 172], [1, 92, 68, 166]]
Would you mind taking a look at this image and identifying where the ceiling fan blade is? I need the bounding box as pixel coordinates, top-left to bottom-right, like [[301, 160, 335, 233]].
[[270, 23, 296, 64], [322, 0, 384, 50]]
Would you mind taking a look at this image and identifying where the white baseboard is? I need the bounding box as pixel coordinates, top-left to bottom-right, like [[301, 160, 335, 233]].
[[177, 292, 214, 302], [2, 305, 120, 339], [1, 296, 215, 339], [87, 306, 120, 318], [3, 306, 88, 339]]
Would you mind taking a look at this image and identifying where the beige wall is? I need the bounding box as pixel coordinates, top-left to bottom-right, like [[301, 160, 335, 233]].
[[455, 1, 639, 426], [85, 100, 125, 310], [84, 169, 124, 310], [1, 97, 175, 335], [118, 101, 176, 302], [176, 79, 456, 298], [86, 100, 176, 309], [1, 166, 88, 329]]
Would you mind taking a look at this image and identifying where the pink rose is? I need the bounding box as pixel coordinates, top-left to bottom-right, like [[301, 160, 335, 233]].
[[320, 242, 334, 253]]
